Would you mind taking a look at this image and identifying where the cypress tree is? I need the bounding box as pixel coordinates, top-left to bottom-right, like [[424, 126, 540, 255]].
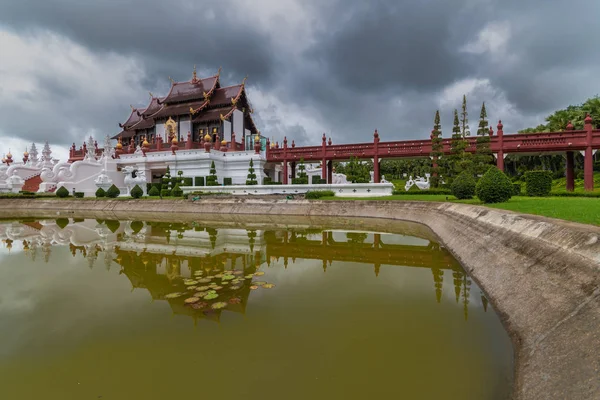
[[246, 159, 258, 185], [206, 161, 218, 186], [430, 110, 443, 188], [475, 102, 494, 175], [460, 94, 470, 138]]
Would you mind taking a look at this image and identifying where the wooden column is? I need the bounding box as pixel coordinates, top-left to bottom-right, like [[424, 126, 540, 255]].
[[584, 114, 594, 192], [496, 120, 505, 171], [373, 130, 380, 183], [321, 133, 327, 180], [282, 137, 288, 184], [566, 151, 575, 192], [327, 160, 333, 184], [291, 162, 296, 179]]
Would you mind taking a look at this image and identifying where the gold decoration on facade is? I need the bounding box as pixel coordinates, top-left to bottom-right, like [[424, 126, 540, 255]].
[[254, 134, 260, 143], [192, 65, 198, 82], [204, 133, 211, 142], [221, 139, 227, 145], [165, 117, 177, 139], [203, 91, 210, 101], [242, 75, 248, 86], [189, 107, 197, 115], [231, 98, 237, 106], [130, 104, 135, 111], [169, 76, 175, 84], [116, 137, 123, 149], [219, 114, 225, 121], [148, 91, 154, 98]]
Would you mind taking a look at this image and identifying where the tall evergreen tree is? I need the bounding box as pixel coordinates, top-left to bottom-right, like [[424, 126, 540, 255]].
[[246, 159, 258, 185], [430, 110, 443, 187], [475, 102, 494, 175], [460, 95, 470, 138], [450, 108, 473, 175], [206, 161, 218, 186]]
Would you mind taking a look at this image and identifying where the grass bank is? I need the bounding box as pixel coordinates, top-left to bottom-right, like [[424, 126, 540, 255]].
[[322, 195, 600, 226]]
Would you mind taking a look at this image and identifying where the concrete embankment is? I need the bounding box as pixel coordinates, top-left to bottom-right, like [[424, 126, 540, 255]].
[[1, 198, 599, 400]]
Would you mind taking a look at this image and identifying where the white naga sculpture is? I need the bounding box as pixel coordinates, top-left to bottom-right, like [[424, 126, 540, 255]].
[[404, 174, 431, 191], [122, 166, 147, 196]]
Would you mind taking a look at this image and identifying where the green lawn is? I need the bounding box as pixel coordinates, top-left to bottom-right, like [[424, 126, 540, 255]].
[[322, 195, 600, 226]]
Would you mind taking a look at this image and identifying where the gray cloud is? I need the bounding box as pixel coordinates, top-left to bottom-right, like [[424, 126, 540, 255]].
[[0, 0, 599, 152]]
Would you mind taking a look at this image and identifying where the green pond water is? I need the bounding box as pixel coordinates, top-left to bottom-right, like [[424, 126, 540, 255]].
[[0, 218, 513, 399]]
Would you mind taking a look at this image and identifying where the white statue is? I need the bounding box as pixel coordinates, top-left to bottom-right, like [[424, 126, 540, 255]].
[[134, 145, 143, 156], [405, 174, 431, 191], [6, 170, 25, 193], [380, 175, 390, 184], [84, 136, 97, 162], [122, 166, 147, 196], [101, 135, 115, 160], [332, 173, 348, 184], [40, 142, 54, 169], [28, 143, 39, 165]]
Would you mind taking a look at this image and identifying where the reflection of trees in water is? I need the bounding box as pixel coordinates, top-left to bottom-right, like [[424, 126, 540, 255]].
[[346, 232, 368, 244]]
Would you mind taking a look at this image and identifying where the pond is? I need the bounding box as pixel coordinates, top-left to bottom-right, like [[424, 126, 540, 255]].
[[0, 218, 513, 399]]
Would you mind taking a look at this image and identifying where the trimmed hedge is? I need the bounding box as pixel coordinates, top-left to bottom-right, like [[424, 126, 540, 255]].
[[106, 184, 120, 198], [305, 190, 335, 199], [171, 183, 183, 197], [56, 186, 70, 198], [476, 167, 513, 204], [148, 186, 160, 196], [263, 177, 272, 185], [194, 176, 205, 186], [311, 175, 321, 184], [291, 177, 308, 184], [512, 183, 521, 196], [131, 185, 143, 199], [550, 191, 600, 198], [74, 192, 84, 198], [451, 171, 476, 199], [223, 177, 232, 186], [392, 189, 452, 195], [524, 170, 552, 196], [95, 187, 106, 198], [160, 189, 171, 197]]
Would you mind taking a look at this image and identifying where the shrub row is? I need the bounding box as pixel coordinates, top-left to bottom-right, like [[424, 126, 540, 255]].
[[392, 189, 452, 195], [305, 190, 335, 199]]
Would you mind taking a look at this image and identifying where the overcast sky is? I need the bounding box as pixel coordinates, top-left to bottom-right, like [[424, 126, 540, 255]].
[[1, 0, 598, 161]]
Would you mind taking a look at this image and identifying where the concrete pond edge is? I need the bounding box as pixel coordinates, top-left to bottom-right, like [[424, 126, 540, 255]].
[[1, 198, 599, 399]]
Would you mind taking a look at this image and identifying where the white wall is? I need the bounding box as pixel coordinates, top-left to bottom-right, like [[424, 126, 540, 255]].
[[223, 120, 232, 142], [179, 118, 191, 141], [232, 109, 244, 140]]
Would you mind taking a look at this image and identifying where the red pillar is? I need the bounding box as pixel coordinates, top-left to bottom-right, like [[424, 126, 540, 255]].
[[327, 160, 333, 184], [566, 151, 575, 192], [496, 120, 505, 171], [291, 162, 296, 179], [373, 130, 380, 183], [321, 133, 327, 180], [584, 114, 594, 192], [282, 137, 288, 184]]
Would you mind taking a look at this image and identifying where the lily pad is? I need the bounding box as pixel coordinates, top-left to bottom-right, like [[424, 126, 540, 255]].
[[198, 278, 212, 283], [196, 291, 208, 297], [196, 286, 210, 291], [206, 275, 215, 279], [193, 271, 203, 276], [187, 286, 197, 291], [190, 302, 208, 310], [184, 297, 201, 304], [203, 293, 219, 300], [184, 280, 199, 286], [165, 292, 183, 299], [212, 286, 223, 291], [211, 302, 228, 310], [245, 275, 254, 279], [221, 281, 229, 285], [230, 285, 241, 290], [233, 271, 244, 275], [253, 281, 267, 286], [250, 285, 259, 290], [215, 274, 224, 279], [222, 274, 235, 281], [262, 283, 276, 289], [228, 297, 242, 304], [253, 271, 265, 277]]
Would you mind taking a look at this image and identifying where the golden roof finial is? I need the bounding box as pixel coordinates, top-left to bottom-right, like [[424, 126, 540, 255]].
[[130, 104, 135, 111], [219, 113, 225, 121], [217, 66, 222, 76], [148, 91, 154, 98], [192, 65, 197, 82], [242, 75, 248, 86], [169, 76, 175, 84], [189, 107, 196, 115], [204, 132, 211, 142], [24, 147, 29, 157]]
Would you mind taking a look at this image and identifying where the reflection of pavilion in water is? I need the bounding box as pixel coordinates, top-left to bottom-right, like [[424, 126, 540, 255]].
[[0, 219, 487, 321]]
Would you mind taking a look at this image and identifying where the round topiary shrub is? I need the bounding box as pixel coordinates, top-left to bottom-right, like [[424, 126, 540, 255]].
[[56, 186, 70, 198], [95, 187, 106, 198], [148, 186, 160, 196], [451, 171, 476, 199], [130, 184, 143, 199], [476, 167, 513, 203], [160, 189, 171, 197], [171, 183, 183, 197], [524, 170, 552, 197], [106, 184, 120, 198]]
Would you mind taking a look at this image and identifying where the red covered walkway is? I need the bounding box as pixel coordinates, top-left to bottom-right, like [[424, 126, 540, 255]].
[[266, 116, 600, 191]]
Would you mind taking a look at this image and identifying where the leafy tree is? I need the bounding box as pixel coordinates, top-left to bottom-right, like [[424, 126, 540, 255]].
[[206, 161, 218, 186], [476, 167, 513, 203], [246, 159, 258, 185], [475, 102, 494, 175], [298, 158, 308, 182], [430, 110, 443, 188], [345, 157, 371, 183], [451, 170, 476, 199]]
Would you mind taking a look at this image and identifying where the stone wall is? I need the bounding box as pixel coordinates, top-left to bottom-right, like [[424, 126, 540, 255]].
[[0, 198, 598, 399]]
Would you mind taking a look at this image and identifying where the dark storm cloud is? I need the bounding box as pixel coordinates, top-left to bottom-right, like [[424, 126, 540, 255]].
[[0, 0, 599, 149]]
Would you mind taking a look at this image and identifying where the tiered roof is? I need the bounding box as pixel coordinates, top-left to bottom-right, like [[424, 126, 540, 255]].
[[114, 68, 257, 140]]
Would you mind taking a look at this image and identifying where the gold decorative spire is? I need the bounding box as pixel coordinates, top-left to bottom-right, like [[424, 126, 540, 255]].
[[242, 75, 248, 86], [24, 147, 28, 157], [130, 104, 135, 111], [169, 76, 175, 84], [148, 91, 154, 98], [116, 137, 123, 149], [189, 107, 196, 115], [219, 113, 225, 121], [192, 65, 198, 82], [204, 132, 211, 142], [217, 66, 222, 76], [142, 136, 149, 146]]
